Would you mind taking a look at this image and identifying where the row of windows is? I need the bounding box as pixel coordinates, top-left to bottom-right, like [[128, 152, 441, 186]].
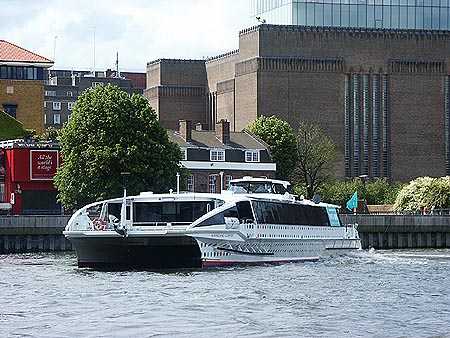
[[132, 201, 214, 223], [195, 201, 333, 227], [44, 101, 75, 111], [44, 113, 70, 125], [45, 90, 73, 97], [0, 66, 44, 80], [293, 2, 450, 30], [182, 149, 261, 163]]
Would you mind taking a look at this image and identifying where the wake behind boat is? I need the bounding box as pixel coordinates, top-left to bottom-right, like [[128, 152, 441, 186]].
[[64, 177, 361, 269]]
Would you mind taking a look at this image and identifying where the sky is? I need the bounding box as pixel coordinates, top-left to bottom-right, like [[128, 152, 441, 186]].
[[0, 0, 253, 72]]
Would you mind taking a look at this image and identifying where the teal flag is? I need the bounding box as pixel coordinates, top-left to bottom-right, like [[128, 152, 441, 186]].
[[346, 191, 358, 211]]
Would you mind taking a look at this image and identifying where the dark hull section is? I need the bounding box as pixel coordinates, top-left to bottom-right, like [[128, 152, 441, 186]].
[[69, 236, 202, 270]]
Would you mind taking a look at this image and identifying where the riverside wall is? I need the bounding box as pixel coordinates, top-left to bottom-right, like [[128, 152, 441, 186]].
[[1, 215, 450, 253], [0, 216, 71, 254], [341, 214, 450, 249]]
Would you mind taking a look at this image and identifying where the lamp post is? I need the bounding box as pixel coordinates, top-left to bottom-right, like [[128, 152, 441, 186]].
[[219, 171, 224, 193], [120, 172, 130, 197]]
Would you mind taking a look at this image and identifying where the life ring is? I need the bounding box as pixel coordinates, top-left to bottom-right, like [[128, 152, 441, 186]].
[[92, 218, 107, 231]]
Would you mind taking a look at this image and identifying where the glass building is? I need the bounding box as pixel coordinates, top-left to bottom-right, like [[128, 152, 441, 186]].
[[250, 0, 450, 30]]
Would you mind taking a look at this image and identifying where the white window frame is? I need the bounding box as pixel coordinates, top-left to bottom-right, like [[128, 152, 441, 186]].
[[245, 150, 260, 163], [181, 148, 187, 161], [210, 149, 225, 162], [52, 102, 61, 110], [45, 90, 56, 97], [225, 175, 233, 189], [67, 91, 73, 97], [67, 114, 72, 122], [209, 175, 217, 193], [68, 102, 75, 111], [92, 82, 103, 87], [187, 175, 194, 192], [53, 113, 61, 125], [6, 86, 14, 94]]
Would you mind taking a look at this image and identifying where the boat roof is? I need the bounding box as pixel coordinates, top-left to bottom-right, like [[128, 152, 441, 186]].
[[230, 176, 291, 186]]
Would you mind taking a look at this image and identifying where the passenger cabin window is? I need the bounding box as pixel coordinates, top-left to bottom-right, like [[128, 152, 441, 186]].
[[228, 182, 273, 194], [133, 201, 214, 225], [252, 201, 330, 226], [326, 207, 342, 227], [196, 201, 255, 227]]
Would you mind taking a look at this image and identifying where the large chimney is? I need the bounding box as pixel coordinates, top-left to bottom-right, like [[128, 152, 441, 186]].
[[179, 120, 192, 142], [216, 119, 230, 144]]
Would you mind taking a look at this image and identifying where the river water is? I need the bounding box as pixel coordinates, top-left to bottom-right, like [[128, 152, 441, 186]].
[[0, 250, 449, 338]]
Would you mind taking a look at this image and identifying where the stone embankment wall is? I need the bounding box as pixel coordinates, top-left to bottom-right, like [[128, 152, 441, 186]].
[[341, 214, 450, 249], [0, 216, 71, 253]]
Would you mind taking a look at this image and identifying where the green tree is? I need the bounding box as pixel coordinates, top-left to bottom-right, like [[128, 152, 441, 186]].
[[394, 176, 450, 212], [294, 121, 337, 198], [54, 84, 183, 210], [39, 126, 59, 141], [316, 178, 404, 207], [246, 116, 298, 180]]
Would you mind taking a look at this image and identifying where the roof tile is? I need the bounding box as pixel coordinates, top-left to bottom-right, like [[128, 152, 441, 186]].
[[0, 40, 53, 63]]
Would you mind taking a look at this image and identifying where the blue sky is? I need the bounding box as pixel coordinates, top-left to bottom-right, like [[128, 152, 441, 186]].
[[1, 0, 252, 71]]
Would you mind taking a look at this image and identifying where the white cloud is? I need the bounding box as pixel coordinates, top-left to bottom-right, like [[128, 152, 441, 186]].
[[0, 0, 252, 71]]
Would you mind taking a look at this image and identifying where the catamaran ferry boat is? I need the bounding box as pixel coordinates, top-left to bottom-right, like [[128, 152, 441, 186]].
[[64, 177, 360, 269]]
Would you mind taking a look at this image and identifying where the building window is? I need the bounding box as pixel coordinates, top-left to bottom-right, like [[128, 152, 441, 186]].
[[52, 102, 61, 110], [49, 77, 58, 85], [2, 104, 17, 118], [45, 90, 56, 97], [67, 91, 73, 97], [53, 114, 61, 125], [187, 175, 194, 192], [6, 86, 14, 94], [92, 82, 103, 87], [209, 175, 217, 193], [245, 150, 260, 162], [225, 175, 233, 189], [68, 102, 75, 110], [181, 148, 187, 160], [210, 149, 225, 162], [67, 114, 71, 122]]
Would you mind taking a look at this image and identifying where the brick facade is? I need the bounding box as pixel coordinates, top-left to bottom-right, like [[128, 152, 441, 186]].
[[0, 80, 44, 133], [146, 24, 450, 182]]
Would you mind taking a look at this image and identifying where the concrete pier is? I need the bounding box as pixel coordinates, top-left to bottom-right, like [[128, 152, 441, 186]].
[[341, 214, 450, 249]]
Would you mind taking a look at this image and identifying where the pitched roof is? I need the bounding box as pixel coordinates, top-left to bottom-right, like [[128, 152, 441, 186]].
[[0, 40, 53, 64], [168, 129, 269, 150]]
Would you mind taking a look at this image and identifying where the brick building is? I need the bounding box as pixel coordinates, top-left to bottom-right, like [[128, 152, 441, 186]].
[[44, 69, 145, 128], [145, 25, 450, 182], [169, 120, 276, 193], [0, 40, 53, 134]]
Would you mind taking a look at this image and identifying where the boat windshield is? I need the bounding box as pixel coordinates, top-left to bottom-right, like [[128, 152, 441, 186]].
[[228, 181, 290, 194]]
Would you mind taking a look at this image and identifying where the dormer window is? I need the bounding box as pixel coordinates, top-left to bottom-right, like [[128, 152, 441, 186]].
[[245, 150, 260, 162], [210, 149, 225, 162]]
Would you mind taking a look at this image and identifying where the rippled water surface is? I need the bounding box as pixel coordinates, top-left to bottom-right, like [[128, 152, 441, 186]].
[[1, 250, 450, 337]]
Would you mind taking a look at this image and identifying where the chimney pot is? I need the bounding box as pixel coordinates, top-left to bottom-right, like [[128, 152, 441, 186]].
[[195, 123, 203, 131]]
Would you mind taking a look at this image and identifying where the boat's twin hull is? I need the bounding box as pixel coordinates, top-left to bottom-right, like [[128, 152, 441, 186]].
[[69, 235, 202, 269], [67, 234, 360, 269]]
